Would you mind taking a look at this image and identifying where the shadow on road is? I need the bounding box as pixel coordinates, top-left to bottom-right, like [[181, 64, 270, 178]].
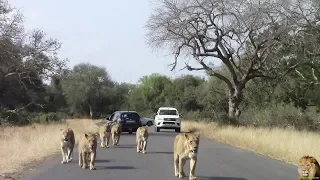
[[147, 151, 173, 154], [95, 159, 111, 163], [148, 132, 178, 137], [95, 166, 136, 170], [111, 144, 136, 148], [196, 177, 247, 180]]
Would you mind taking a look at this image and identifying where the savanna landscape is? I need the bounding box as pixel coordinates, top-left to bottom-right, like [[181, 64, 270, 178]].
[[1, 0, 320, 179]]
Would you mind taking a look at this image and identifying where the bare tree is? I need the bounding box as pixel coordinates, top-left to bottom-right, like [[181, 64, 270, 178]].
[[145, 0, 320, 123]]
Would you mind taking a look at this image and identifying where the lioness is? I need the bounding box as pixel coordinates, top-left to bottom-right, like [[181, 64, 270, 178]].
[[99, 122, 112, 148], [78, 132, 98, 170], [174, 132, 200, 180], [60, 128, 75, 164], [298, 155, 320, 180], [136, 126, 149, 154], [111, 122, 122, 146]]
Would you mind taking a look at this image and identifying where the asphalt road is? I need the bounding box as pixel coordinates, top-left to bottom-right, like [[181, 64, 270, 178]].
[[20, 127, 299, 180]]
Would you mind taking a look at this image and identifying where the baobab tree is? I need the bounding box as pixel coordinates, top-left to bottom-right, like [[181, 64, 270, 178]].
[[145, 0, 320, 123]]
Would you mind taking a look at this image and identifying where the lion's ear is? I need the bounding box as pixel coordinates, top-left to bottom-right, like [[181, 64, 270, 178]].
[[85, 133, 88, 139], [184, 133, 189, 139]]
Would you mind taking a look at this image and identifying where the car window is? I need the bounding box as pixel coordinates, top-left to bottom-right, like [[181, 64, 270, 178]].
[[159, 110, 177, 115], [109, 113, 114, 120], [130, 113, 140, 121], [121, 113, 129, 119], [112, 112, 120, 121]]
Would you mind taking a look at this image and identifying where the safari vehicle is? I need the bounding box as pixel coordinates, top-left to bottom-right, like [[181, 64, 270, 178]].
[[106, 111, 143, 134], [154, 107, 181, 132]]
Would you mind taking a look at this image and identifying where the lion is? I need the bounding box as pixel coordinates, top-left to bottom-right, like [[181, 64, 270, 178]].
[[111, 122, 122, 146], [60, 128, 75, 164], [99, 122, 112, 148], [136, 126, 149, 154], [78, 132, 98, 170], [174, 132, 200, 180], [298, 155, 320, 180]]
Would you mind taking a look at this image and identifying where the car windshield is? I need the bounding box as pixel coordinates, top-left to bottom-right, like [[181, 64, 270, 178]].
[[159, 110, 177, 115]]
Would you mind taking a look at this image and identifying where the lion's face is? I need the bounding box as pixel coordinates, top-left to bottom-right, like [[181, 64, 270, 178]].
[[140, 127, 148, 136], [184, 133, 200, 155], [298, 156, 318, 177], [61, 128, 72, 142], [113, 123, 122, 133], [84, 133, 97, 151]]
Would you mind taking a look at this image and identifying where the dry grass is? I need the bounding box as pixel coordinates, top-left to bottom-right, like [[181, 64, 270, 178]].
[[182, 121, 319, 166], [0, 119, 100, 174]]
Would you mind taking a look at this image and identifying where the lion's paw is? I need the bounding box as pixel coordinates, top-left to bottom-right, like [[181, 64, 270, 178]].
[[61, 160, 67, 164], [67, 158, 73, 163], [189, 176, 197, 180], [178, 173, 185, 179]]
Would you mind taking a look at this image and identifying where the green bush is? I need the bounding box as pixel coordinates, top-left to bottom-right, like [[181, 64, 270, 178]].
[[240, 103, 320, 130], [27, 112, 69, 124]]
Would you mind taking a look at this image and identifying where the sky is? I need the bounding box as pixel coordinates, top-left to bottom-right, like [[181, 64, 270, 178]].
[[9, 0, 209, 84]]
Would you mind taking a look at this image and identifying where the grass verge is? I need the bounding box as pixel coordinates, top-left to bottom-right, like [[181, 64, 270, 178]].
[[0, 119, 99, 175], [182, 121, 318, 166]]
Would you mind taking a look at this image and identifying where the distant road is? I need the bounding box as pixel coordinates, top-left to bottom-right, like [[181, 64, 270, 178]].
[[20, 127, 298, 180]]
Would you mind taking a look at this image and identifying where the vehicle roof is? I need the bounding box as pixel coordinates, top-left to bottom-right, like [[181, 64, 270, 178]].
[[158, 107, 178, 110], [114, 110, 138, 113]]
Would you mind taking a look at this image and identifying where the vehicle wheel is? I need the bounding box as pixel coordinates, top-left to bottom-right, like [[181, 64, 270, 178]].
[[156, 127, 160, 132], [147, 121, 152, 126], [175, 128, 180, 132]]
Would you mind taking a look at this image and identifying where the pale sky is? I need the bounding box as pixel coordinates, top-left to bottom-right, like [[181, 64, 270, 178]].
[[10, 0, 208, 84]]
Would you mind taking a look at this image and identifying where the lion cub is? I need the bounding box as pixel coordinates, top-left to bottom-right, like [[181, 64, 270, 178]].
[[298, 155, 320, 180], [60, 128, 75, 164], [111, 122, 122, 146], [99, 122, 112, 148], [78, 132, 98, 170], [174, 132, 200, 180], [136, 126, 149, 154]]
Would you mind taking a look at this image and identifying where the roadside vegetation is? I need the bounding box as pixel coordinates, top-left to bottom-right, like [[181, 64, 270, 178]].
[[0, 119, 98, 175], [182, 121, 320, 166], [1, 0, 320, 176]]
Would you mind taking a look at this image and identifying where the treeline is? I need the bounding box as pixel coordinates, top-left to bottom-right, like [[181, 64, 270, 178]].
[[2, 0, 320, 131]]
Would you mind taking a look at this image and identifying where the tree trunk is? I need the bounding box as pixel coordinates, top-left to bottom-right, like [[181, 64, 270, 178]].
[[89, 105, 93, 120], [228, 87, 243, 125]]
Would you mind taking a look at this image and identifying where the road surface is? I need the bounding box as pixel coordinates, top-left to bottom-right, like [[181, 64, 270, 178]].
[[20, 127, 298, 180]]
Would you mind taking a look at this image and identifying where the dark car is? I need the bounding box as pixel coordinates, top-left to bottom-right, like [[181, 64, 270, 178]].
[[106, 111, 143, 134]]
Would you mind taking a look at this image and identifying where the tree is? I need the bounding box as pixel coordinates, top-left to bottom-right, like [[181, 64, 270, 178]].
[[136, 73, 171, 112], [0, 0, 67, 123], [145, 0, 320, 123], [165, 75, 205, 111], [61, 63, 114, 118]]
